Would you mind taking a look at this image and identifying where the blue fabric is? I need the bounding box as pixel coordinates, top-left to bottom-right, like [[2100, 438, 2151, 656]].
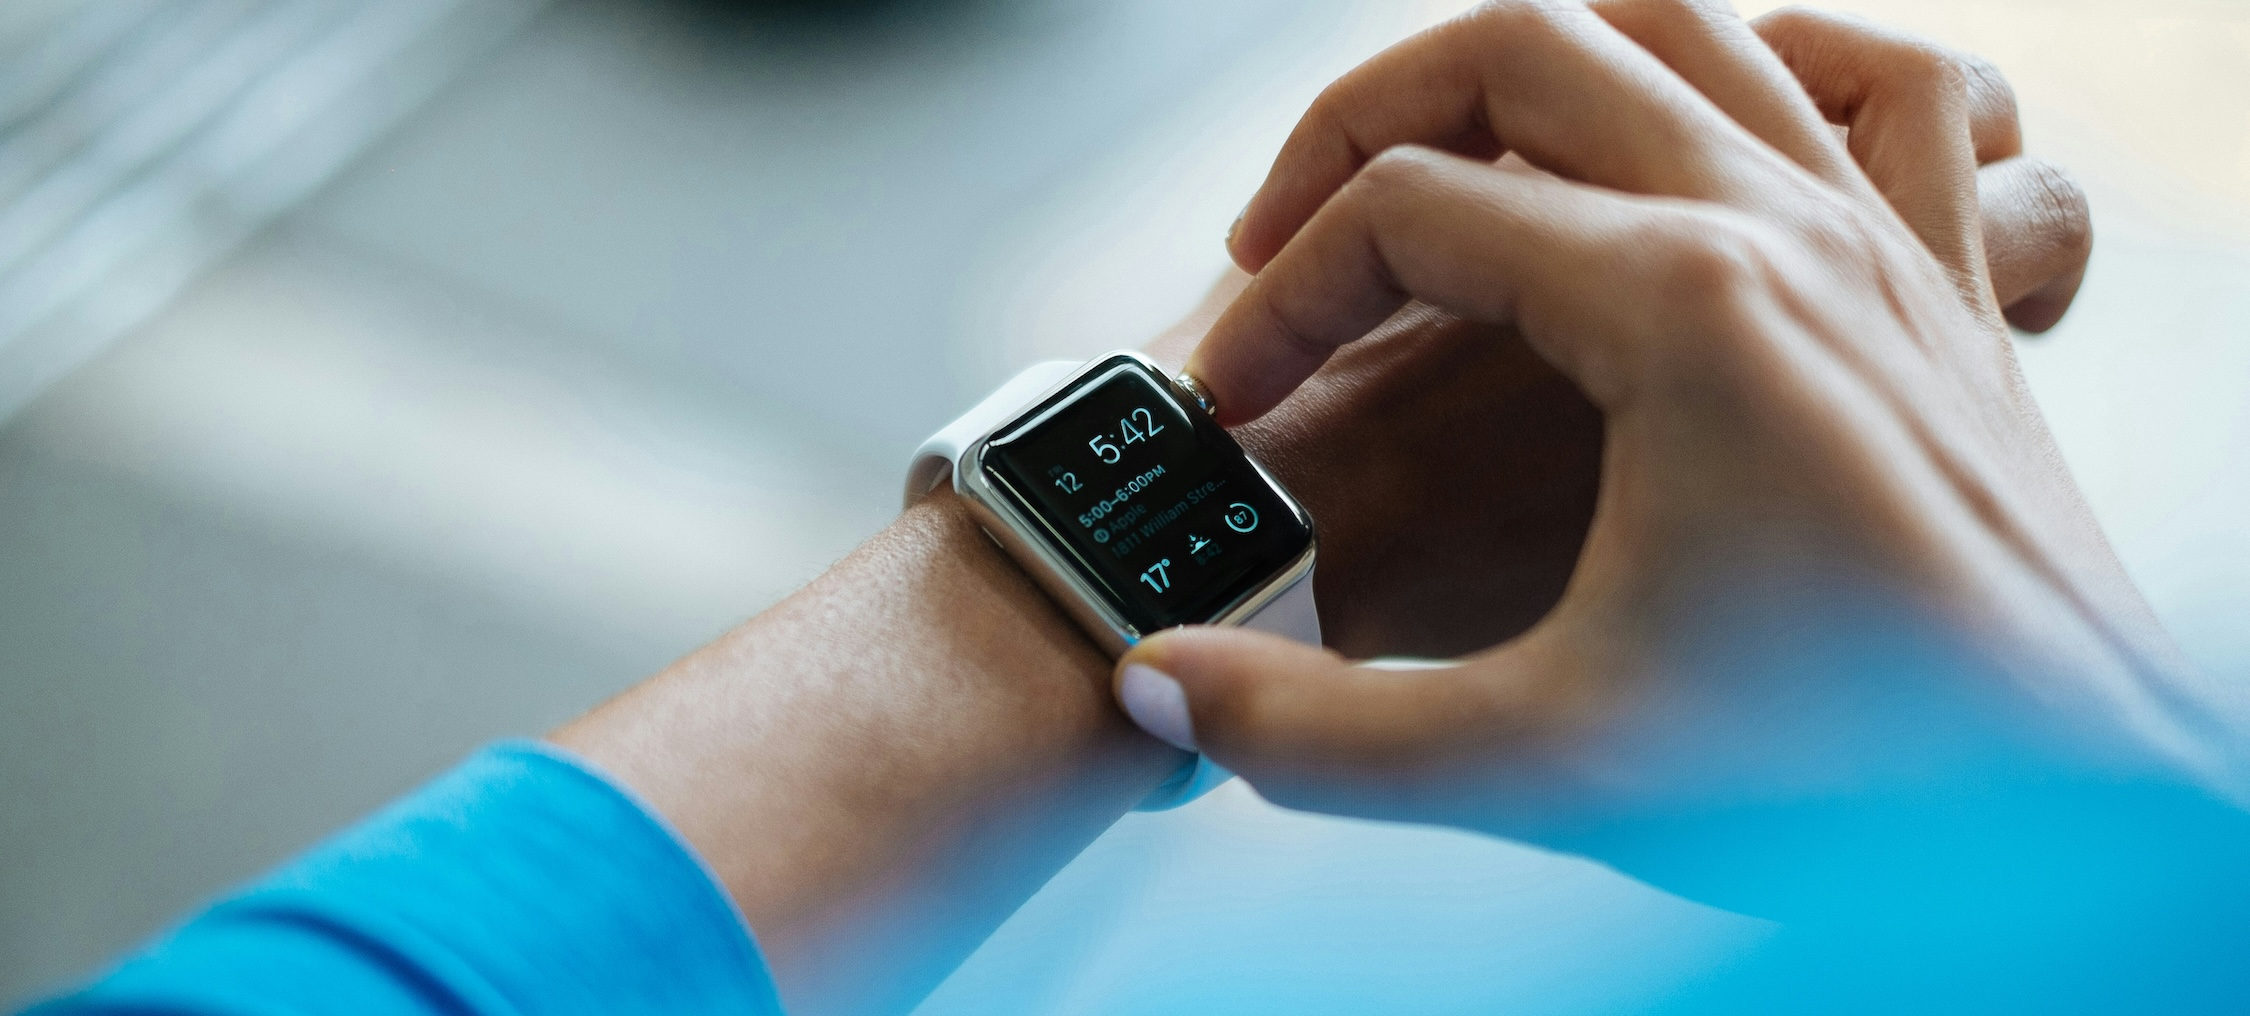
[[28, 740, 783, 1016]]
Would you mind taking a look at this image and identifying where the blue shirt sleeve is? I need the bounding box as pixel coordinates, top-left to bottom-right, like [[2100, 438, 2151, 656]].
[[27, 740, 785, 1016]]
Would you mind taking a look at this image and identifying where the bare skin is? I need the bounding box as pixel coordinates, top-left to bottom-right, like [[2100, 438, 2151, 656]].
[[554, 4, 2114, 1014], [1139, 0, 2237, 923]]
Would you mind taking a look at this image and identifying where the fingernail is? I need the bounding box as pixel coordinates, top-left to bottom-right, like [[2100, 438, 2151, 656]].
[[1118, 663, 1197, 752], [1225, 203, 1248, 250]]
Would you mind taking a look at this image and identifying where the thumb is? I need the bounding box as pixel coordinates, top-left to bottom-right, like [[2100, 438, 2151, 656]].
[[1114, 626, 1569, 817]]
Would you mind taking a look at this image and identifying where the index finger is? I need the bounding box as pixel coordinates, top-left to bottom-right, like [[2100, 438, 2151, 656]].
[[1229, 0, 1788, 271], [1192, 147, 1687, 424]]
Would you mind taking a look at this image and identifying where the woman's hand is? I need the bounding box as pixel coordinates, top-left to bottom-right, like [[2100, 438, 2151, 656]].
[[1143, 5, 2096, 665], [1119, 1, 2241, 918], [553, 8, 2143, 1011]]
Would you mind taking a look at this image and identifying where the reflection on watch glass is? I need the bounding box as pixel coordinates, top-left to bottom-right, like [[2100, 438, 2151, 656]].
[[983, 358, 1313, 634]]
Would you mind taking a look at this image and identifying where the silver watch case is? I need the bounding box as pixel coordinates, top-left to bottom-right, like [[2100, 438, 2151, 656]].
[[908, 351, 1317, 656]]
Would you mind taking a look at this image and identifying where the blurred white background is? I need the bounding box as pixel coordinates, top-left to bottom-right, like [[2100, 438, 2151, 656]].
[[1, 0, 2244, 1010]]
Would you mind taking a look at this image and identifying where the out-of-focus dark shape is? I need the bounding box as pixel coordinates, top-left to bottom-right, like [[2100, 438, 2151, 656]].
[[627, 0, 1002, 45]]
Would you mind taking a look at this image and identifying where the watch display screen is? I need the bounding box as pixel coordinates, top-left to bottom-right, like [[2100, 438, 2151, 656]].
[[981, 358, 1313, 635]]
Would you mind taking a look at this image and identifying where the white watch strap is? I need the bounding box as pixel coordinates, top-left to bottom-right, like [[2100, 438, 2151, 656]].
[[913, 360, 1321, 813], [905, 360, 1081, 505], [1133, 569, 1321, 811], [1240, 567, 1321, 644]]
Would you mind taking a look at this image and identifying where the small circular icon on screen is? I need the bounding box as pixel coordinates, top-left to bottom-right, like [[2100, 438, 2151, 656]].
[[1224, 503, 1259, 533]]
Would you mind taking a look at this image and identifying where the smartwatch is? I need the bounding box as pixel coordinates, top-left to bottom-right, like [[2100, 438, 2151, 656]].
[[906, 351, 1320, 809]]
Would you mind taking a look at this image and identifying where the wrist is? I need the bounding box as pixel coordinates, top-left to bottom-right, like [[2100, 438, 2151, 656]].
[[555, 490, 1181, 1014]]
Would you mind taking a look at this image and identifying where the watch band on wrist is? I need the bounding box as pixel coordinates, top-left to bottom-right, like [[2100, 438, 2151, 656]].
[[1136, 567, 1320, 809], [907, 355, 1322, 812], [905, 361, 1082, 507]]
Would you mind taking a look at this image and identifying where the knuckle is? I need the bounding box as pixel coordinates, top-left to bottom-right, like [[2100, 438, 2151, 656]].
[[1350, 143, 1440, 185], [1659, 218, 1768, 302], [1462, 0, 1569, 43], [1301, 79, 1361, 146], [1302, 79, 1344, 124], [1344, 146, 1455, 221], [1254, 277, 1347, 367], [1753, 5, 1864, 51], [1893, 40, 1971, 101], [1955, 51, 2023, 155], [1465, 0, 1548, 23], [1756, 3, 1825, 31], [1631, 0, 1727, 28], [1782, 12, 1963, 100], [1601, 0, 1742, 49], [1644, 215, 1788, 341], [1956, 52, 2019, 116], [2018, 158, 2092, 258]]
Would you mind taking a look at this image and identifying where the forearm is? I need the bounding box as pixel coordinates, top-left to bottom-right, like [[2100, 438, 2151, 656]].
[[551, 490, 1182, 1016], [40, 496, 1179, 1016], [544, 271, 1596, 1015]]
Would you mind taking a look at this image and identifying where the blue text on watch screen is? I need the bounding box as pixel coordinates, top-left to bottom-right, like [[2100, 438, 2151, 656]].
[[982, 360, 1312, 634]]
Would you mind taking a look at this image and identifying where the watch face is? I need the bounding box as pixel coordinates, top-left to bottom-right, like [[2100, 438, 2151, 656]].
[[981, 356, 1314, 635]]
